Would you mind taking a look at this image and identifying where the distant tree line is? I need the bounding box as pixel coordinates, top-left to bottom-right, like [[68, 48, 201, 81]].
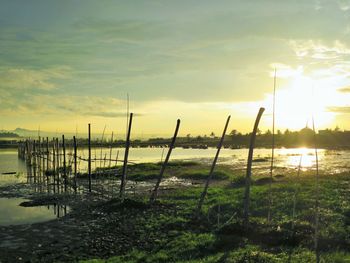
[[3, 127, 350, 149], [0, 132, 19, 138], [146, 127, 350, 149]]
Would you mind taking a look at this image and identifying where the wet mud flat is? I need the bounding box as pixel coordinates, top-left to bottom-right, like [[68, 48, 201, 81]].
[[0, 183, 183, 263]]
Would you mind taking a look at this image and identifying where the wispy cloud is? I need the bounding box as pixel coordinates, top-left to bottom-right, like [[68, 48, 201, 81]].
[[0, 66, 70, 91], [289, 40, 350, 59], [328, 106, 350, 113], [1, 1, 350, 132], [338, 86, 350, 93]]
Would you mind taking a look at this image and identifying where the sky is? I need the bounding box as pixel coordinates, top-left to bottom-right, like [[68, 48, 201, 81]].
[[1, 0, 350, 137]]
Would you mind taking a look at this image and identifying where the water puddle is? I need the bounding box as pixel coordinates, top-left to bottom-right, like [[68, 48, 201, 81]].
[[0, 198, 68, 226]]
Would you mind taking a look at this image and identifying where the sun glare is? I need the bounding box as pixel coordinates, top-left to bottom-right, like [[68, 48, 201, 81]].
[[281, 147, 322, 170], [263, 67, 336, 131]]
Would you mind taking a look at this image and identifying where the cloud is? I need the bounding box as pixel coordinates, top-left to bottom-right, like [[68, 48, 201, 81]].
[[328, 106, 350, 113], [289, 40, 350, 59], [337, 0, 350, 10], [0, 90, 146, 119], [84, 111, 143, 118], [338, 86, 350, 93], [0, 66, 71, 91]]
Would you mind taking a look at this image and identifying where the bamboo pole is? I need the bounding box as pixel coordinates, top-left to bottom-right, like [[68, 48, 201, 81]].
[[243, 107, 265, 227], [73, 136, 77, 194], [46, 137, 49, 170], [292, 154, 303, 231], [52, 138, 56, 194], [312, 116, 320, 263], [46, 137, 49, 192], [150, 119, 180, 203], [38, 137, 41, 185], [268, 69, 276, 223], [109, 132, 114, 168], [62, 135, 67, 192], [33, 140, 36, 183], [100, 125, 107, 168], [196, 115, 230, 215], [88, 123, 92, 193], [56, 138, 60, 193], [119, 113, 133, 200]]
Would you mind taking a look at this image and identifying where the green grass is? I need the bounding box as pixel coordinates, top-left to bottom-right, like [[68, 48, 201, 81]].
[[80, 169, 350, 263], [94, 161, 234, 182]]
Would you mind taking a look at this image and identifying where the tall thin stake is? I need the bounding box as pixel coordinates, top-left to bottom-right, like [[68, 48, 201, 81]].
[[88, 123, 92, 193], [312, 116, 320, 263], [56, 138, 60, 193], [126, 93, 129, 136], [100, 125, 107, 168], [62, 135, 67, 192], [268, 68, 277, 223], [292, 154, 303, 230], [243, 107, 265, 227], [196, 115, 231, 215], [109, 132, 114, 168], [46, 137, 49, 170], [73, 136, 77, 194], [150, 119, 181, 203], [120, 113, 133, 200], [46, 137, 49, 187]]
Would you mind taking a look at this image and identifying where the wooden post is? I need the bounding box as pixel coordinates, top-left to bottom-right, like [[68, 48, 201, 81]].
[[100, 125, 106, 168], [243, 107, 265, 227], [46, 137, 49, 192], [268, 69, 277, 223], [38, 137, 41, 185], [119, 113, 133, 200], [196, 116, 231, 215], [150, 119, 180, 203], [46, 137, 49, 170], [56, 138, 60, 193], [312, 116, 320, 263], [52, 138, 56, 193], [292, 154, 303, 231], [62, 135, 67, 192], [73, 136, 77, 194], [88, 123, 92, 193], [109, 132, 114, 168], [33, 140, 37, 183], [25, 140, 30, 164]]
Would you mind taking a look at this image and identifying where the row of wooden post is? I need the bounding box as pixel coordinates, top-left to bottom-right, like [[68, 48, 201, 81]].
[[18, 107, 265, 216], [18, 108, 266, 227]]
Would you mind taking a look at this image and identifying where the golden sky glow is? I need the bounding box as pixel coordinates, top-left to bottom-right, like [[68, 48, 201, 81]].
[[1, 1, 350, 137]]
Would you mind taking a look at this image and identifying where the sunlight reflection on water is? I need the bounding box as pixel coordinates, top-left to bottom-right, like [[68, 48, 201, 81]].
[[281, 148, 320, 170]]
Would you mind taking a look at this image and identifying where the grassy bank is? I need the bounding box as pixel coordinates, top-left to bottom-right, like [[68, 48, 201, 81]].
[[78, 166, 350, 263], [2, 161, 350, 262]]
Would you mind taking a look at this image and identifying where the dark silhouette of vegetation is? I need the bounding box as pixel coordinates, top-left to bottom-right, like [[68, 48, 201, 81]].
[[0, 132, 19, 138], [4, 127, 350, 149], [144, 127, 350, 149]]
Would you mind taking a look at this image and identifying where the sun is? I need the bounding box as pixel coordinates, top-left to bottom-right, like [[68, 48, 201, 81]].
[[262, 67, 336, 131]]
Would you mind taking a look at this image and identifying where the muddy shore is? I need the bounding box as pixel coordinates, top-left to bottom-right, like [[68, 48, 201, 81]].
[[0, 182, 185, 263]]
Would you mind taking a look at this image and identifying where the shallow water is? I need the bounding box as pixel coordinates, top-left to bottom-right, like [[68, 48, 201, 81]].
[[43, 146, 350, 174], [1, 147, 350, 225], [2, 147, 350, 178], [0, 150, 27, 186], [0, 198, 67, 226]]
